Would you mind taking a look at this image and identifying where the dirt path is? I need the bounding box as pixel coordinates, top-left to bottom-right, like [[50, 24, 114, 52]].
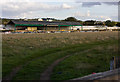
[[3, 48, 71, 81], [40, 55, 70, 80], [3, 47, 92, 81], [3, 55, 70, 81], [3, 65, 22, 81], [3, 62, 30, 81], [40, 48, 93, 80], [3, 56, 44, 81]]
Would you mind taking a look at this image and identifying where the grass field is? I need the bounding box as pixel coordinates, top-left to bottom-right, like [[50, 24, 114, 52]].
[[2, 32, 119, 80]]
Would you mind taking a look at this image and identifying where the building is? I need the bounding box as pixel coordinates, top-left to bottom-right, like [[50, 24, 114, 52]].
[[0, 24, 5, 31], [6, 20, 82, 32], [41, 18, 55, 22]]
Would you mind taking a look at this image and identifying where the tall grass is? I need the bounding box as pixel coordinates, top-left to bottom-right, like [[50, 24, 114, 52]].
[[2, 31, 119, 80]]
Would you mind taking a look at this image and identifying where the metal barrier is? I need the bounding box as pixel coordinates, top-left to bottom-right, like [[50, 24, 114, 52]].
[[110, 56, 120, 70]]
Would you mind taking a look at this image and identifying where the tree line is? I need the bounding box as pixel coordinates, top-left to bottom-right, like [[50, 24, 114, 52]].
[[0, 17, 120, 27], [63, 17, 119, 27]]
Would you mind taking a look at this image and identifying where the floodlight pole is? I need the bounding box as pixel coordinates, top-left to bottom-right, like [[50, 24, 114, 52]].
[[15, 24, 16, 32], [81, 25, 83, 31], [59, 25, 60, 31], [70, 26, 72, 31], [45, 25, 47, 31]]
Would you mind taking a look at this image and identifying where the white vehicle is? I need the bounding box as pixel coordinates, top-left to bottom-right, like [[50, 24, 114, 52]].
[[5, 31, 11, 34]]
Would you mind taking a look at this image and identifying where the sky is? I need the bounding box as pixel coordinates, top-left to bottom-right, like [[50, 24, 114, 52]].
[[0, 0, 119, 21]]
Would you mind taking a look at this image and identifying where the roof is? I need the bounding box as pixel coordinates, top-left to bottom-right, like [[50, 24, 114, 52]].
[[7, 20, 82, 26]]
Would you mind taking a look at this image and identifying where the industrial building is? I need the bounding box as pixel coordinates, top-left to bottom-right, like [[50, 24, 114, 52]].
[[6, 20, 82, 32]]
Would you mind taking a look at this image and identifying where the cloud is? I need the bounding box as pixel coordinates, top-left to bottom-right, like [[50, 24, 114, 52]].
[[82, 2, 101, 7], [73, 11, 112, 21], [1, 2, 73, 18], [0, 0, 117, 21], [62, 3, 73, 9], [81, 2, 118, 7], [103, 2, 118, 5], [75, 0, 120, 3], [87, 10, 90, 17], [75, 0, 119, 7]]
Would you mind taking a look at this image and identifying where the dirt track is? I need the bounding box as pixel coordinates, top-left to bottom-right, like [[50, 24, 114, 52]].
[[40, 55, 70, 80]]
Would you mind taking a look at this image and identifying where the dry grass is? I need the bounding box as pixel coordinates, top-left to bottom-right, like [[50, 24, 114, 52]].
[[2, 31, 118, 49], [2, 31, 118, 58]]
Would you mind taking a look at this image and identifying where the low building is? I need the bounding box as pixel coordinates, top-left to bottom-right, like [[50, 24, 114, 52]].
[[6, 20, 82, 32], [82, 26, 98, 31]]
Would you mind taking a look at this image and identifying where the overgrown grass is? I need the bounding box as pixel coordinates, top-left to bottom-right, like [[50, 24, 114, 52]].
[[51, 41, 119, 80], [2, 32, 119, 80], [13, 41, 102, 80]]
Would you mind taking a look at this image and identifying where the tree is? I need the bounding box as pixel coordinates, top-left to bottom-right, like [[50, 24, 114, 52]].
[[94, 21, 105, 27], [77, 20, 83, 24], [64, 17, 77, 22], [116, 22, 120, 27], [105, 20, 116, 27], [83, 20, 96, 26]]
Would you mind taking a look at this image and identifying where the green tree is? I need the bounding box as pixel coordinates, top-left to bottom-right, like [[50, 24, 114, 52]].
[[116, 22, 120, 27], [64, 17, 77, 22], [105, 20, 116, 27], [83, 20, 96, 26], [77, 20, 83, 24]]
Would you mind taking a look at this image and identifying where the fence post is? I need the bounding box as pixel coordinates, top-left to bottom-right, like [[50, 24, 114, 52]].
[[114, 56, 116, 69], [14, 24, 16, 32]]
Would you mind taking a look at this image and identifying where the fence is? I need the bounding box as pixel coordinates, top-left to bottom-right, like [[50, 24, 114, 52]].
[[110, 56, 120, 70]]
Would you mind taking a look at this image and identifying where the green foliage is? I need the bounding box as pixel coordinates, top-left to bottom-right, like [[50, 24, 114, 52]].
[[116, 22, 120, 27], [83, 20, 96, 26], [105, 20, 116, 27], [1, 17, 119, 27], [64, 17, 78, 22], [63, 17, 83, 24]]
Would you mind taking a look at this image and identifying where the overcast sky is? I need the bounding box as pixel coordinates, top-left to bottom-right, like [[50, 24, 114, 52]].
[[0, 0, 119, 21]]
